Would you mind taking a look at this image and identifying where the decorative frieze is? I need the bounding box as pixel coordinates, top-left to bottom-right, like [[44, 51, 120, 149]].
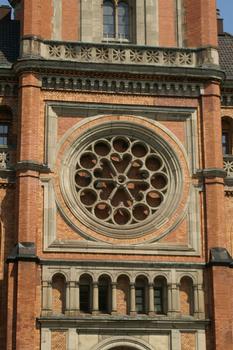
[[39, 41, 219, 68], [42, 75, 202, 96], [20, 37, 219, 69]]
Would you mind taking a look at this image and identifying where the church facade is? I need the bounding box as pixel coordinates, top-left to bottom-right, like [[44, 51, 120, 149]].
[[0, 1, 232, 349]]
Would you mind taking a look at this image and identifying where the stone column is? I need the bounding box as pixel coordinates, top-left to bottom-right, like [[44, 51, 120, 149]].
[[168, 283, 179, 317], [65, 282, 70, 315], [130, 283, 136, 315], [111, 282, 117, 315], [194, 284, 199, 317], [196, 284, 205, 319], [69, 281, 79, 316], [92, 281, 99, 314], [148, 283, 155, 316], [42, 281, 52, 316]]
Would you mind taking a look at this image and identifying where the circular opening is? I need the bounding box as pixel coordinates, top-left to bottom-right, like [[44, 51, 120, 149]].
[[113, 137, 129, 153], [151, 173, 168, 190], [133, 204, 150, 221], [94, 202, 111, 220], [114, 208, 130, 225], [80, 189, 97, 206], [131, 142, 148, 158], [80, 153, 97, 169], [146, 191, 163, 207], [145, 155, 162, 171], [75, 170, 91, 187], [94, 141, 111, 156], [118, 175, 126, 183]]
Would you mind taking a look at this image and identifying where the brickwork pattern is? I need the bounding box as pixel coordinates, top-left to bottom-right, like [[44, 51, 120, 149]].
[[181, 332, 196, 350], [51, 330, 67, 350], [180, 277, 194, 316], [117, 276, 130, 315]]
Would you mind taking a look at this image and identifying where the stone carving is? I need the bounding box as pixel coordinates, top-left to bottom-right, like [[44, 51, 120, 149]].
[[0, 151, 10, 169], [46, 42, 196, 67], [74, 136, 169, 227], [224, 156, 233, 177]]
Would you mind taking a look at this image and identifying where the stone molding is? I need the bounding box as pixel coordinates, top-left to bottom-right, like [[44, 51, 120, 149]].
[[89, 336, 154, 350], [42, 75, 203, 97]]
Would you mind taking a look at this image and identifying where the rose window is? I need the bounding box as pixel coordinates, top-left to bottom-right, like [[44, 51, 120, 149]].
[[74, 136, 170, 227], [61, 120, 183, 239]]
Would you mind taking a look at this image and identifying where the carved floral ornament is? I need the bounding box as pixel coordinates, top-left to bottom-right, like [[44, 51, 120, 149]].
[[57, 115, 190, 242]]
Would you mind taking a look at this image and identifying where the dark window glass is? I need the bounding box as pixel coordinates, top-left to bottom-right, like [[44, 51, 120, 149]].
[[99, 284, 109, 313], [136, 287, 145, 314], [0, 124, 9, 145], [103, 1, 115, 38], [80, 285, 90, 312], [222, 132, 230, 154], [154, 287, 163, 314], [118, 2, 129, 39]]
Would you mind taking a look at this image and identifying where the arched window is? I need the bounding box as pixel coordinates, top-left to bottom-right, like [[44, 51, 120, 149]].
[[79, 274, 92, 313], [135, 276, 148, 314], [118, 1, 129, 39], [103, 0, 130, 41], [179, 276, 194, 316], [222, 117, 233, 155], [103, 1, 115, 38], [154, 276, 167, 315], [52, 274, 66, 314], [117, 275, 130, 315], [98, 275, 111, 313]]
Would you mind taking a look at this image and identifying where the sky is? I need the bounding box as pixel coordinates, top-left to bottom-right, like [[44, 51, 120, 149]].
[[0, 0, 233, 34]]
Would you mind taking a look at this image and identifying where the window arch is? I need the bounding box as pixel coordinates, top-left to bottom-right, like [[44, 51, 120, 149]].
[[103, 0, 130, 41]]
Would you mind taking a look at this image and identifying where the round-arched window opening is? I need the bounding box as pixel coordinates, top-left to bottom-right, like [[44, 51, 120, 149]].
[[60, 121, 183, 239]]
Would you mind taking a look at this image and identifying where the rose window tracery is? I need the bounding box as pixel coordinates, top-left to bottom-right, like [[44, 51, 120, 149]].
[[74, 136, 169, 227]]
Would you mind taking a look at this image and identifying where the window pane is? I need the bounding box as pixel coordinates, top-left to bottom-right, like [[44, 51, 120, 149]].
[[136, 287, 145, 313], [0, 124, 9, 145], [99, 285, 109, 312], [154, 287, 163, 314], [118, 2, 129, 39], [222, 132, 229, 154], [103, 1, 115, 38]]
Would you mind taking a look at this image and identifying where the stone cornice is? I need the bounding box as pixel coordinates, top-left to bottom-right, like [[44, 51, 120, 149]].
[[13, 58, 225, 82], [37, 316, 210, 329], [15, 160, 51, 173]]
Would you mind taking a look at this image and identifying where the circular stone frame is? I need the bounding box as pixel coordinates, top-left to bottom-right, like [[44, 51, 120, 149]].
[[59, 117, 186, 240]]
